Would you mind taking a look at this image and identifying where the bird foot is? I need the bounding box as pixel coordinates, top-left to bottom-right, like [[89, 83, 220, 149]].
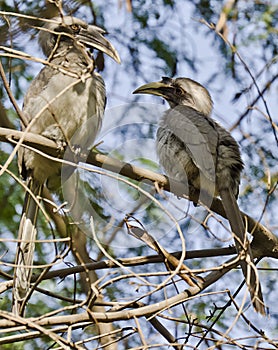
[[71, 145, 87, 161], [56, 139, 67, 153]]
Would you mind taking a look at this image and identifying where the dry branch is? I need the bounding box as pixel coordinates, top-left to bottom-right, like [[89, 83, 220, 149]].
[[0, 254, 241, 329], [0, 126, 277, 259]]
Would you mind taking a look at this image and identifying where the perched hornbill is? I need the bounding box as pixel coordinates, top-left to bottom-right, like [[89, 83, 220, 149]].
[[13, 16, 120, 315], [133, 76, 265, 314]]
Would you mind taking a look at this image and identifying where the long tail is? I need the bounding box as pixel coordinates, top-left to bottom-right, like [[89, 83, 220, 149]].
[[219, 187, 265, 315], [12, 177, 42, 316]]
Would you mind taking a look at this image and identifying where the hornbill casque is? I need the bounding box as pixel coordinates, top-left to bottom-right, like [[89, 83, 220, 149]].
[[133, 77, 265, 315], [13, 16, 120, 315]]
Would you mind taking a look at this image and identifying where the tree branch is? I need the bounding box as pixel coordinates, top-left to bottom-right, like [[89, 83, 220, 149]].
[[0, 256, 240, 328], [0, 126, 277, 258]]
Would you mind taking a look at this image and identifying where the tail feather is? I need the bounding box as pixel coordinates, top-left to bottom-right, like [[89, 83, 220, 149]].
[[12, 178, 42, 315], [220, 187, 265, 315]]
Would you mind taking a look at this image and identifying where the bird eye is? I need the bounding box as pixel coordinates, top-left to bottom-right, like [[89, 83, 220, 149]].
[[70, 24, 80, 33], [175, 87, 183, 95]]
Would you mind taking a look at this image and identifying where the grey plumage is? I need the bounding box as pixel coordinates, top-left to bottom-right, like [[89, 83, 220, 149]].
[[13, 16, 120, 315], [133, 76, 265, 314]]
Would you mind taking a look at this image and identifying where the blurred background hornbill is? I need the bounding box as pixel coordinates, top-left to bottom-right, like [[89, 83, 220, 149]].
[[133, 76, 265, 314], [13, 16, 120, 315]]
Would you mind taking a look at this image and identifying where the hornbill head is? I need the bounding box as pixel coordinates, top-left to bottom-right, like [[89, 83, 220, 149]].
[[39, 16, 120, 63], [133, 76, 213, 116]]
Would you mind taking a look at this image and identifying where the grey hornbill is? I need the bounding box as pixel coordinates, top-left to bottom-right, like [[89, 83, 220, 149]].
[[13, 16, 120, 315], [133, 77, 265, 314]]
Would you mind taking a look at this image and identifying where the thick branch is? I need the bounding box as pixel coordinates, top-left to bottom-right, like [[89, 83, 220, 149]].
[[30, 247, 236, 282], [0, 257, 238, 328], [0, 126, 277, 258]]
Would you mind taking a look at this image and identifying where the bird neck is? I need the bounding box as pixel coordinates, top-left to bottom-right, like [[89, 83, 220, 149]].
[[48, 42, 94, 73]]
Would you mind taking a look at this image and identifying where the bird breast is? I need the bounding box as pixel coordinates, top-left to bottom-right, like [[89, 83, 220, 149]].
[[156, 124, 200, 189], [21, 66, 105, 183]]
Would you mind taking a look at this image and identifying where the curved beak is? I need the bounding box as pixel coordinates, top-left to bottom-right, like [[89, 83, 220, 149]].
[[133, 81, 173, 98], [77, 25, 121, 64]]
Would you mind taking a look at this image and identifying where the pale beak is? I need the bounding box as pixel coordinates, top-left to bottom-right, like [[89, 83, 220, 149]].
[[77, 25, 121, 64], [133, 81, 172, 98]]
